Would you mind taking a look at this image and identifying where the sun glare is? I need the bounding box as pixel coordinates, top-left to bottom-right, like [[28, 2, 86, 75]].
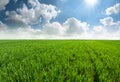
[[85, 0, 97, 7]]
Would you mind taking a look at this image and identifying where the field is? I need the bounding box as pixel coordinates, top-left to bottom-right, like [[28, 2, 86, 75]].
[[0, 40, 120, 82]]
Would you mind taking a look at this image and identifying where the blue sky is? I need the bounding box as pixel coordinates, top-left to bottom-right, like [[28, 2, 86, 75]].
[[0, 0, 120, 39], [41, 0, 120, 24]]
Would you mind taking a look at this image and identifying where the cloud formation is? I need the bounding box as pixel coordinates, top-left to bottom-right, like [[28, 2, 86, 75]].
[[0, 0, 9, 10], [100, 17, 120, 29], [0, 0, 120, 39], [0, 21, 7, 31], [42, 22, 64, 35], [6, 0, 60, 26], [63, 18, 89, 36], [106, 3, 120, 15], [0, 16, 120, 39], [0, 17, 89, 38]]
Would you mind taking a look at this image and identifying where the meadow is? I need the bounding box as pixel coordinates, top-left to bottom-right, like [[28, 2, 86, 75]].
[[0, 40, 120, 82]]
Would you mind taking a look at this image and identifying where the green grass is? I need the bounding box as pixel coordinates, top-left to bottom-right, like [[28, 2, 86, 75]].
[[0, 40, 120, 82]]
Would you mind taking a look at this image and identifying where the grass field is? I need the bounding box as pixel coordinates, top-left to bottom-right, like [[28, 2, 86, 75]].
[[0, 40, 120, 82]]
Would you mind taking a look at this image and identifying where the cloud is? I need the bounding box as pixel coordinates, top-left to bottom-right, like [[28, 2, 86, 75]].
[[5, 11, 27, 27], [0, 21, 7, 31], [91, 26, 109, 39], [63, 17, 89, 36], [28, 0, 39, 7], [0, 16, 120, 39], [93, 26, 107, 34], [106, 3, 120, 15], [100, 17, 115, 27], [39, 4, 61, 23], [0, 0, 9, 10], [41, 17, 89, 38], [0, 17, 90, 39], [42, 22, 64, 35], [0, 21, 8, 38], [5, 0, 60, 26], [0, 1, 120, 39], [100, 17, 120, 28], [0, 25, 43, 39], [86, 25, 120, 39], [2, 0, 90, 39]]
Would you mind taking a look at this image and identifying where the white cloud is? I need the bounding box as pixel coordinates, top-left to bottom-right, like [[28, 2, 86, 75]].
[[0, 26, 43, 39], [42, 22, 64, 35], [106, 3, 120, 15], [93, 26, 107, 34], [91, 26, 109, 39], [6, 11, 27, 27], [0, 0, 9, 10], [6, 0, 60, 26], [0, 1, 120, 39], [100, 17, 120, 28], [0, 21, 7, 31], [28, 0, 39, 7], [0, 17, 120, 39], [86, 25, 120, 39], [0, 21, 9, 38], [40, 4, 61, 23], [63, 17, 89, 36], [100, 17, 114, 27], [0, 17, 90, 39], [41, 18, 89, 38]]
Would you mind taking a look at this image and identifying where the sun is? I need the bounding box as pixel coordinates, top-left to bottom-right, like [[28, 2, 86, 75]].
[[85, 0, 97, 7]]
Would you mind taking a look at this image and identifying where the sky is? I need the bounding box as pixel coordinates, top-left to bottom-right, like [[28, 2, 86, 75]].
[[0, 0, 120, 39]]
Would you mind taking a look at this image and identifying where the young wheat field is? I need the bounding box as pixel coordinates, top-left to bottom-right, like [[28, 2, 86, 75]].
[[0, 40, 120, 82]]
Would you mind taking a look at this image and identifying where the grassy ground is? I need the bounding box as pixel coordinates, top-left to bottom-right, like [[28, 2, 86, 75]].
[[0, 40, 120, 82]]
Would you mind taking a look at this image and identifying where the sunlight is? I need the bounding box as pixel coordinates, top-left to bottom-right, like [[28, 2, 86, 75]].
[[85, 0, 98, 7]]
